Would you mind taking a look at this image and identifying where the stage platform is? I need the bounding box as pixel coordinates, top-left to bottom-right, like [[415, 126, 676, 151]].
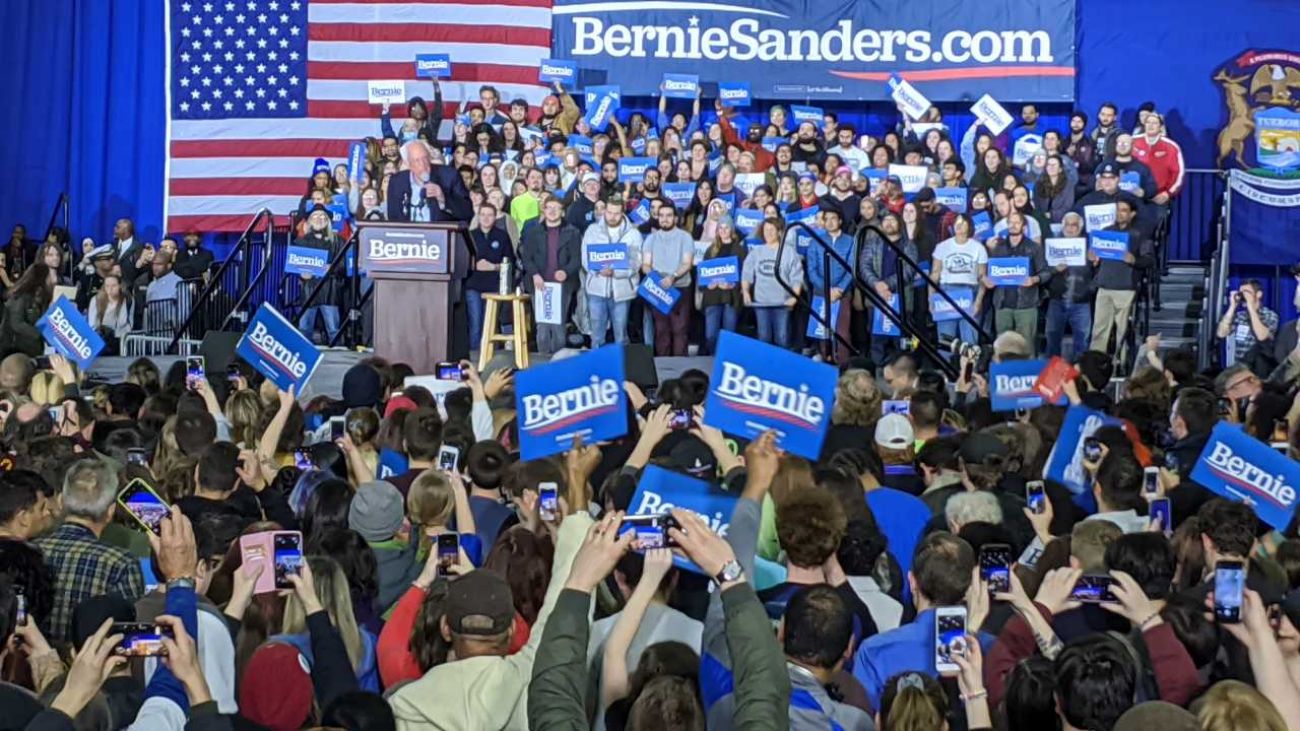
[[87, 351, 717, 401]]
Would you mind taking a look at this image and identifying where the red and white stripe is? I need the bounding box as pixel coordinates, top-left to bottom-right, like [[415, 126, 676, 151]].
[[166, 0, 553, 232]]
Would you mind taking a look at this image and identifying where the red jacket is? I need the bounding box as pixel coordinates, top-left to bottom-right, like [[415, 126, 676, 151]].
[[1131, 135, 1185, 197], [718, 114, 775, 172], [985, 603, 1201, 710]]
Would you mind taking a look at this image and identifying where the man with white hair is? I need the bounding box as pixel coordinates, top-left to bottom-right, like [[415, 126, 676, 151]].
[[1044, 211, 1094, 358], [35, 459, 145, 644], [386, 140, 472, 222], [992, 331, 1032, 362], [945, 491, 1003, 534]]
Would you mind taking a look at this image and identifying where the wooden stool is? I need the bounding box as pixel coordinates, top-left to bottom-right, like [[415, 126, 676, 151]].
[[478, 293, 531, 371]]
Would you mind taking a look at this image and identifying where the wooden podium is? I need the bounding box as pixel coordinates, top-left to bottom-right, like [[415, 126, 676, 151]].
[[358, 221, 468, 370]]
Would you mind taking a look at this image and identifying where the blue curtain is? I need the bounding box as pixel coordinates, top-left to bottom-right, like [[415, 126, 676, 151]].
[[0, 0, 165, 245]]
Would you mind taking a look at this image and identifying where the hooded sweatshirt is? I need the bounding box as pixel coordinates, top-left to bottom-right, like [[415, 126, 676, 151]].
[[388, 512, 592, 730]]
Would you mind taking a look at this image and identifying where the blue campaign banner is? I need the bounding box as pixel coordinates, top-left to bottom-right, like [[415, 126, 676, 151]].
[[972, 211, 993, 240], [697, 256, 740, 287], [37, 297, 105, 370], [934, 187, 968, 213], [1044, 405, 1121, 503], [760, 136, 786, 153], [567, 134, 594, 156], [585, 91, 618, 129], [734, 208, 764, 235], [1227, 171, 1300, 267], [1089, 230, 1130, 261], [638, 274, 681, 315], [538, 58, 577, 84], [551, 0, 1075, 102], [929, 287, 975, 322], [618, 156, 655, 183], [1118, 171, 1140, 194], [414, 53, 452, 79], [284, 245, 329, 277], [791, 105, 823, 125], [235, 304, 323, 393], [515, 345, 628, 460], [586, 243, 630, 271], [1190, 423, 1300, 530], [872, 294, 901, 337], [624, 466, 738, 574], [661, 182, 697, 210], [987, 256, 1031, 287], [784, 205, 817, 228], [347, 141, 366, 183], [989, 359, 1053, 412], [718, 81, 751, 107], [328, 194, 349, 233], [806, 296, 841, 340], [704, 331, 837, 459], [630, 136, 647, 154], [629, 198, 652, 225], [583, 84, 621, 108], [661, 72, 698, 99]]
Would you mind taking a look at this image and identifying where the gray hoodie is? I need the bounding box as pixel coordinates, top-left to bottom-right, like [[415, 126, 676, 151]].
[[581, 217, 643, 301]]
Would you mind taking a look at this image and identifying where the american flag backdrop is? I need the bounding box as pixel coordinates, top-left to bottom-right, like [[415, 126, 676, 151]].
[[166, 0, 554, 232]]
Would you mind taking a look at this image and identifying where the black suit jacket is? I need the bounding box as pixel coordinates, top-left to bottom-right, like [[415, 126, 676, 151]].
[[386, 167, 472, 222]]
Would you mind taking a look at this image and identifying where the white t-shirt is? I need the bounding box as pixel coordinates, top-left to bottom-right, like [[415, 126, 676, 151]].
[[933, 237, 988, 287]]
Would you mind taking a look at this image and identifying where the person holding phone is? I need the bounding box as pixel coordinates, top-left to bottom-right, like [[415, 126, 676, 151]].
[[240, 556, 381, 723], [407, 470, 481, 567], [34, 460, 146, 644]]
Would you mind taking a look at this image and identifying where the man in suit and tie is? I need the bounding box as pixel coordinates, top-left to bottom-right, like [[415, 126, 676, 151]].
[[386, 140, 473, 222], [112, 218, 150, 285]]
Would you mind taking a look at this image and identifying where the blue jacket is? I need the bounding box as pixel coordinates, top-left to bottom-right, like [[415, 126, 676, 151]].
[[852, 609, 996, 713], [805, 232, 855, 295]]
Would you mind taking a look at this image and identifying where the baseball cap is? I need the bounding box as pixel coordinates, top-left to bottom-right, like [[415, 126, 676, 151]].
[[89, 244, 115, 261], [1097, 161, 1120, 177], [960, 432, 1009, 465], [886, 174, 903, 185], [445, 571, 515, 636], [798, 171, 817, 183], [874, 413, 915, 449], [347, 480, 405, 542], [835, 165, 853, 178], [581, 172, 599, 186], [668, 436, 718, 479]]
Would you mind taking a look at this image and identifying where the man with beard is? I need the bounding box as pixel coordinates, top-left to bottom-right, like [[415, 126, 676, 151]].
[[983, 211, 1049, 353], [1107, 133, 1158, 202], [715, 100, 775, 171], [1066, 111, 1098, 188], [537, 81, 581, 135], [791, 121, 826, 167], [640, 204, 695, 356], [173, 230, 214, 280], [1091, 101, 1121, 161], [819, 167, 862, 232]]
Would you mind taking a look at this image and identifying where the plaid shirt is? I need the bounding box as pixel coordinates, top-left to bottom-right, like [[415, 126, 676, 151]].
[[1229, 306, 1279, 358], [35, 523, 145, 645]]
